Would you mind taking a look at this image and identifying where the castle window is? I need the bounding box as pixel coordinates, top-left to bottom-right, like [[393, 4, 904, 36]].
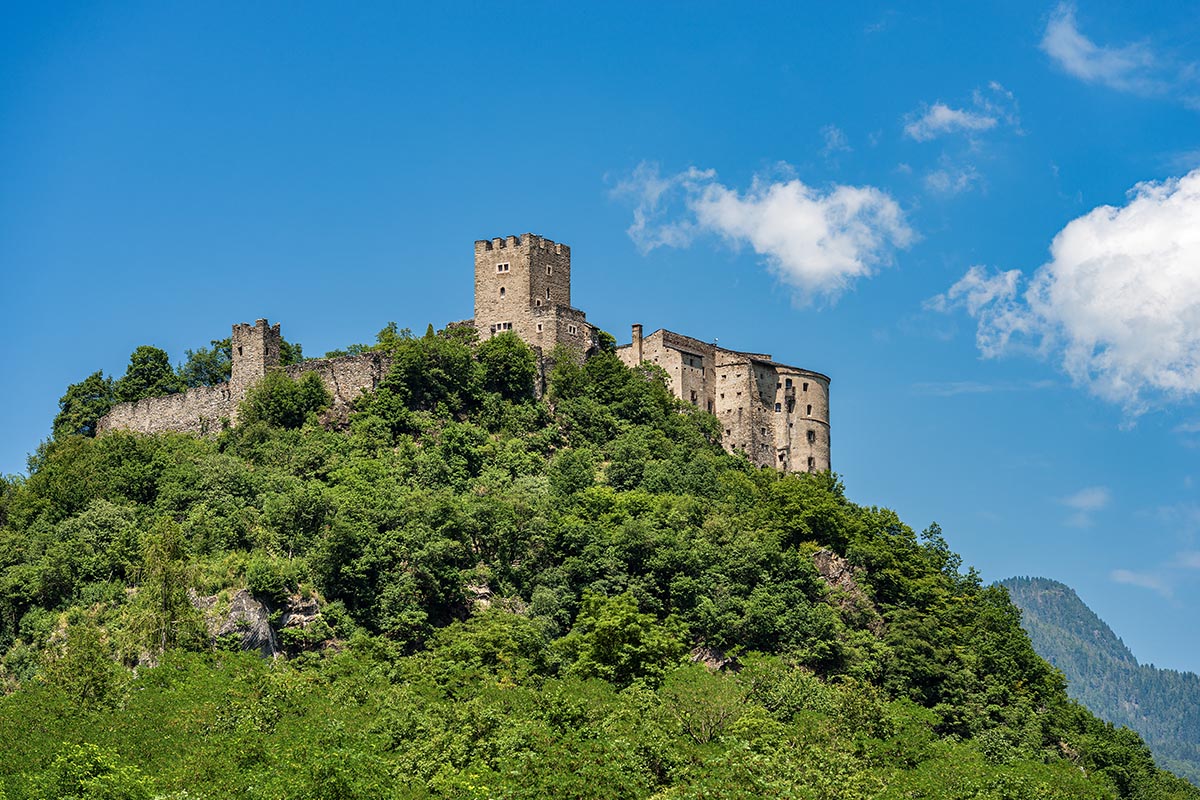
[[546, 266, 552, 275], [720, 393, 724, 399], [774, 402, 781, 412], [496, 262, 510, 273], [807, 456, 815, 471], [807, 429, 815, 443], [803, 382, 809, 391], [237, 346, 243, 356], [779, 453, 786, 462], [777, 382, 782, 389], [499, 287, 506, 297], [567, 324, 578, 335], [546, 288, 551, 299], [497, 321, 513, 331], [535, 299, 542, 307], [725, 429, 731, 436], [536, 323, 543, 332], [690, 390, 697, 404], [760, 427, 767, 436], [785, 378, 793, 388], [806, 404, 812, 415], [707, 400, 713, 412]]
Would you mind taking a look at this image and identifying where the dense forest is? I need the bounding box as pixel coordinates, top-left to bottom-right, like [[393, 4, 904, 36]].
[[1002, 576, 1200, 787], [0, 324, 1195, 799]]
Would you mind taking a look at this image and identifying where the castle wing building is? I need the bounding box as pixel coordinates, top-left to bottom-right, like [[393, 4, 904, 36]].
[[615, 326, 831, 473]]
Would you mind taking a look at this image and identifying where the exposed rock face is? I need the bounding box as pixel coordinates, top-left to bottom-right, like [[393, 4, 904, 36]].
[[690, 645, 738, 672], [280, 595, 320, 631], [812, 549, 885, 636], [218, 590, 278, 657]]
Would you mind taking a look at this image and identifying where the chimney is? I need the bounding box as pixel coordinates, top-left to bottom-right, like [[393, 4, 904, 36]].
[[632, 323, 643, 363]]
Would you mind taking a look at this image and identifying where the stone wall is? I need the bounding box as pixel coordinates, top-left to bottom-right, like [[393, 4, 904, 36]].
[[283, 352, 390, 414], [99, 317, 392, 437], [618, 325, 831, 473], [97, 383, 236, 436]]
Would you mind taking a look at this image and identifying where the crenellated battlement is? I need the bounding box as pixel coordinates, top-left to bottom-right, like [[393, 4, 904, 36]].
[[475, 234, 568, 256]]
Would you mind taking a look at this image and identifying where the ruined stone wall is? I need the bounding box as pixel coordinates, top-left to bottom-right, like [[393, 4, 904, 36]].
[[284, 352, 390, 413], [97, 383, 236, 436]]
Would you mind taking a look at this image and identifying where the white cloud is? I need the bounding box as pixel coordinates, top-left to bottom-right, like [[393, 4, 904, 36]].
[[903, 83, 1020, 143], [933, 169, 1200, 411], [1040, 4, 1161, 94], [822, 125, 852, 156], [925, 165, 981, 195], [1111, 568, 1172, 597], [904, 103, 997, 142], [910, 379, 1057, 396], [615, 162, 915, 303], [1176, 551, 1200, 569], [1062, 486, 1111, 511], [1061, 485, 1111, 527]]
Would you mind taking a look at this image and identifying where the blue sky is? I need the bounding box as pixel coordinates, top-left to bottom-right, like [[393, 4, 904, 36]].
[[4, 2, 1200, 671]]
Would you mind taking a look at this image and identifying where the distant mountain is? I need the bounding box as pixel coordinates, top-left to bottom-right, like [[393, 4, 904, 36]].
[[1001, 576, 1200, 786]]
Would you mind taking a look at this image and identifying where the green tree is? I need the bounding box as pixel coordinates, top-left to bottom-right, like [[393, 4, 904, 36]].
[[30, 743, 151, 800], [177, 337, 232, 387], [43, 618, 123, 705], [52, 372, 114, 439], [113, 346, 181, 403], [239, 371, 331, 429], [555, 592, 688, 687], [476, 332, 537, 401], [129, 518, 205, 654]]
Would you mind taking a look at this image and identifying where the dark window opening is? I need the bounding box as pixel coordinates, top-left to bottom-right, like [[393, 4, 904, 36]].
[[774, 402, 781, 412], [806, 404, 812, 415], [785, 378, 793, 388], [807, 430, 815, 443], [803, 382, 809, 391]]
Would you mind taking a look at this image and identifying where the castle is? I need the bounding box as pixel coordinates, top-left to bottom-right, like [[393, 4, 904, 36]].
[[99, 233, 830, 472]]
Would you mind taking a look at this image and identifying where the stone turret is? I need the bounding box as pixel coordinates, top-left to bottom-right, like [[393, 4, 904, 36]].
[[230, 318, 281, 389]]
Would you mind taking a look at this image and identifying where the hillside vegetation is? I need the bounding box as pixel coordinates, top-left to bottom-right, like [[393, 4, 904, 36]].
[[0, 325, 1194, 799], [1002, 576, 1200, 786]]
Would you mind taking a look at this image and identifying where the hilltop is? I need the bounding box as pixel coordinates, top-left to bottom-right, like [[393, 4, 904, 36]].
[[0, 325, 1195, 798], [1002, 576, 1200, 786]]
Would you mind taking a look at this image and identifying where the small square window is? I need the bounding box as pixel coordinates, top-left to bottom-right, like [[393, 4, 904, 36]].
[[496, 262, 510, 273], [536, 323, 543, 332]]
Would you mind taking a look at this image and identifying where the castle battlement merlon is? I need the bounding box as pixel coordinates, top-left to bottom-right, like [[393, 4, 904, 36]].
[[475, 234, 568, 255]]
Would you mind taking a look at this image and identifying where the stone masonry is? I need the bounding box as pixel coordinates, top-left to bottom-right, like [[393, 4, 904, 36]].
[[471, 234, 599, 355], [97, 319, 390, 436], [98, 232, 830, 473], [615, 327, 831, 473]]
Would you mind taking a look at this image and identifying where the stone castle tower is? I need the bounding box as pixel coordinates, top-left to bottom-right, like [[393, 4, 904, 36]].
[[230, 319, 281, 388], [473, 234, 596, 354]]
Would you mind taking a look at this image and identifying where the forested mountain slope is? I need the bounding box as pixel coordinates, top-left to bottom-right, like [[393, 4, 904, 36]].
[[1002, 576, 1200, 786], [0, 326, 1194, 799]]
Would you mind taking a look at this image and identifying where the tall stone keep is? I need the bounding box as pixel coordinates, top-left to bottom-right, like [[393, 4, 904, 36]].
[[473, 234, 594, 354], [231, 318, 282, 390]]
